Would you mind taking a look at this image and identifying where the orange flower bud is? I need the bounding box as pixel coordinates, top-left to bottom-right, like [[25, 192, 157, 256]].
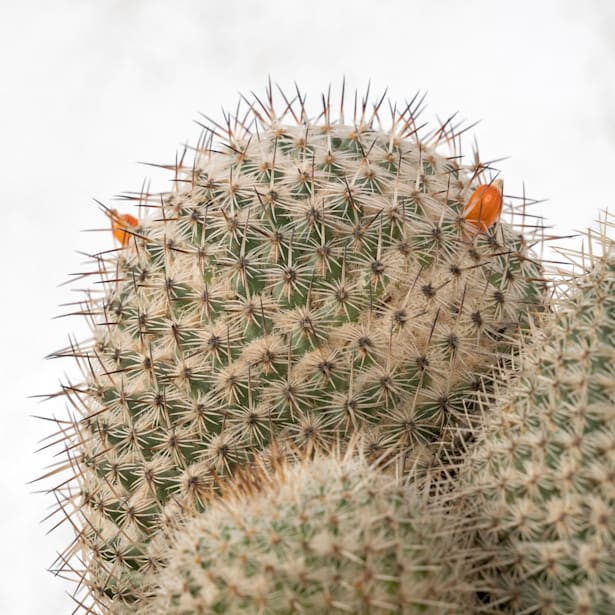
[[463, 179, 503, 232], [110, 210, 139, 247]]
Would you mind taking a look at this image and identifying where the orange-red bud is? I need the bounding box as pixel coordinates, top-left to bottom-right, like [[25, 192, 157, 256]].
[[463, 179, 503, 232], [110, 211, 139, 247]]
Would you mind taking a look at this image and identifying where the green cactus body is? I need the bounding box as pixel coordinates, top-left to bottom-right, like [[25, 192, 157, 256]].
[[49, 87, 545, 609], [457, 225, 615, 613], [142, 453, 474, 614]]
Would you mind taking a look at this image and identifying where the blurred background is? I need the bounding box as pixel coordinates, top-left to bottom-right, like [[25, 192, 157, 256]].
[[1, 0, 614, 611]]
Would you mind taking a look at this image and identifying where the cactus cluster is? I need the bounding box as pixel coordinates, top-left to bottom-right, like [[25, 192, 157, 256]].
[[142, 451, 474, 614], [454, 220, 615, 613], [46, 84, 613, 615]]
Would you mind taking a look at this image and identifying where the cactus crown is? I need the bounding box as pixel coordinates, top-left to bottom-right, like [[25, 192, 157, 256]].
[[44, 84, 546, 610]]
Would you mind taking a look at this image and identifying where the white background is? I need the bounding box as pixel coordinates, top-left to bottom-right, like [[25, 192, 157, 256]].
[[2, 1, 614, 612]]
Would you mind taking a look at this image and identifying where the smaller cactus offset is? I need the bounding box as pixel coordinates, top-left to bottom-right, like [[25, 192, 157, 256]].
[[141, 450, 476, 614], [455, 214, 615, 613]]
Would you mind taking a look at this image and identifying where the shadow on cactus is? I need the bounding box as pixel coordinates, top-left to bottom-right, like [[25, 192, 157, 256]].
[[42, 83, 547, 611]]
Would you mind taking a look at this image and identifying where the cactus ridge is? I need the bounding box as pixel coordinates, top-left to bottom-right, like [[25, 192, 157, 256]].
[[43, 84, 546, 611]]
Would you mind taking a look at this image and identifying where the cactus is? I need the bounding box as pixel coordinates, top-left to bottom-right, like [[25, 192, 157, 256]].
[[46, 85, 546, 610], [140, 451, 475, 614], [455, 215, 615, 613]]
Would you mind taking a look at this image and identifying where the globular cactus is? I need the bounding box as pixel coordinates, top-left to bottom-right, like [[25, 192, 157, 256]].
[[455, 215, 615, 613], [46, 85, 546, 610], [140, 451, 475, 614]]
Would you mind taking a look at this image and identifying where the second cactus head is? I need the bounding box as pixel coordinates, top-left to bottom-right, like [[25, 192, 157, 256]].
[[142, 451, 475, 614], [455, 215, 615, 613]]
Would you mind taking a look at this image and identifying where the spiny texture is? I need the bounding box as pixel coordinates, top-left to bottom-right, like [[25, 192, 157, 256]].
[[141, 453, 475, 614], [456, 219, 615, 613], [47, 86, 545, 610]]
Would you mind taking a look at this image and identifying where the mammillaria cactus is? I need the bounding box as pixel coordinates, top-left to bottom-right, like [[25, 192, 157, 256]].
[[455, 215, 615, 613], [45, 84, 546, 610], [140, 451, 475, 614]]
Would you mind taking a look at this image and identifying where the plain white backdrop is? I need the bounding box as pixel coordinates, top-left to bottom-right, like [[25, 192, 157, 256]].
[[2, 1, 614, 612]]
